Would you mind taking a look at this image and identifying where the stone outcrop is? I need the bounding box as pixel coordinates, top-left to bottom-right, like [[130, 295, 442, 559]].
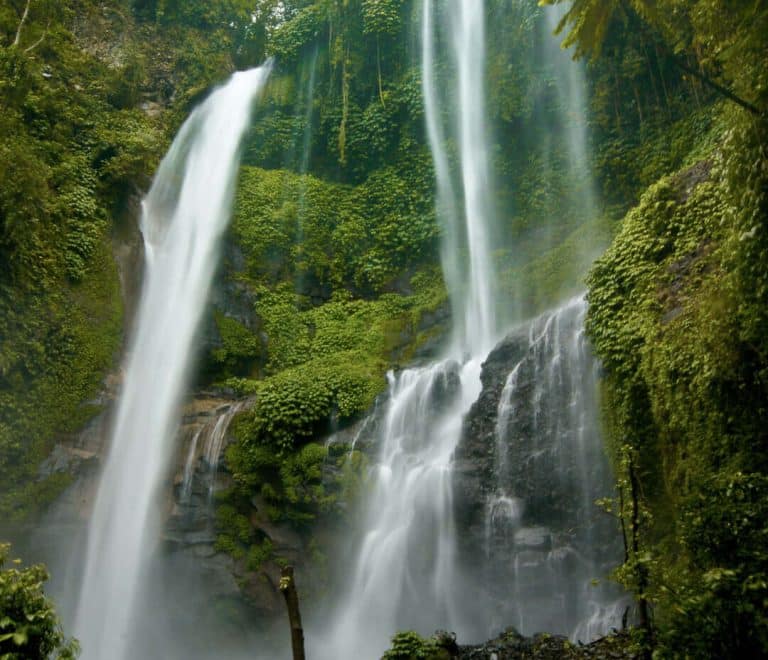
[[457, 627, 639, 659], [453, 300, 626, 639]]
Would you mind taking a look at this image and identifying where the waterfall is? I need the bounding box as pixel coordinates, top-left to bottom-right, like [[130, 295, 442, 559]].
[[423, 0, 496, 355], [447, 0, 497, 354], [315, 2, 626, 655], [180, 427, 204, 504], [540, 3, 598, 232], [73, 65, 271, 660], [179, 401, 247, 505], [482, 297, 626, 640], [318, 2, 498, 656], [203, 401, 247, 502]]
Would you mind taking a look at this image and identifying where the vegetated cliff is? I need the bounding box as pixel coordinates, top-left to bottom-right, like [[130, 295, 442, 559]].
[[189, 0, 617, 619], [0, 0, 263, 523], [2, 1, 767, 657], [585, 108, 768, 657], [534, 2, 768, 656]]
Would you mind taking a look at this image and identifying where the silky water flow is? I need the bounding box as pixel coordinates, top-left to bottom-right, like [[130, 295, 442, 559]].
[[72, 65, 271, 660]]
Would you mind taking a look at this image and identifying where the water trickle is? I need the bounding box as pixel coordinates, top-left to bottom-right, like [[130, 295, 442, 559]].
[[180, 427, 204, 504], [541, 3, 597, 226], [179, 401, 247, 506], [202, 401, 247, 502], [72, 65, 271, 660]]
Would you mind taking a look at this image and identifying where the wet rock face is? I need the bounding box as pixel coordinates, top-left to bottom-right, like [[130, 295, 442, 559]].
[[454, 326, 529, 547], [453, 300, 625, 640]]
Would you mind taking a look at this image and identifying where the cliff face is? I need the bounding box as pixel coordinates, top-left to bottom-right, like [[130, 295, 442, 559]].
[[2, 2, 767, 657], [454, 299, 624, 639], [585, 112, 768, 655], [0, 0, 250, 524]]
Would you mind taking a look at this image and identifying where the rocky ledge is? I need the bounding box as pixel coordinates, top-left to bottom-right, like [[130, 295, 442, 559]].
[[405, 627, 639, 660], [457, 628, 639, 659]]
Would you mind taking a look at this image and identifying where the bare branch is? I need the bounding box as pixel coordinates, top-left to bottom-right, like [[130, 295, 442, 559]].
[[23, 21, 48, 54], [279, 566, 306, 660], [13, 0, 31, 47]]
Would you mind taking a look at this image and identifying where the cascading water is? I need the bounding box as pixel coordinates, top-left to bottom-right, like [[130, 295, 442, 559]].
[[72, 65, 271, 660], [203, 401, 247, 502], [423, 0, 496, 355], [481, 297, 625, 640], [318, 2, 497, 657], [179, 401, 248, 505], [180, 427, 204, 504], [317, 3, 625, 656], [540, 3, 598, 235]]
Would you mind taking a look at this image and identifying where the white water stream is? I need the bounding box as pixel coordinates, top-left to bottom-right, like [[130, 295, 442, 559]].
[[73, 65, 271, 660], [317, 2, 624, 656], [485, 297, 625, 640], [319, 2, 497, 656]]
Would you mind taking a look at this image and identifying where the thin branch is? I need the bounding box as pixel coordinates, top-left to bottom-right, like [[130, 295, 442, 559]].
[[13, 0, 31, 47], [671, 55, 763, 117], [23, 21, 48, 53]]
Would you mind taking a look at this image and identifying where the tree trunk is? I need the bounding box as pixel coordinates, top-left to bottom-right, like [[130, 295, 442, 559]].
[[280, 566, 306, 660], [628, 455, 653, 660]]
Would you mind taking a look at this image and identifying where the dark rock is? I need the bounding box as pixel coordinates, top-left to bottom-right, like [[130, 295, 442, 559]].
[[456, 628, 640, 659], [453, 324, 529, 547], [453, 300, 626, 637]]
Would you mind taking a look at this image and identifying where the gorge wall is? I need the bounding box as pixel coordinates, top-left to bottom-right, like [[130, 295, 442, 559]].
[[0, 1, 767, 659]]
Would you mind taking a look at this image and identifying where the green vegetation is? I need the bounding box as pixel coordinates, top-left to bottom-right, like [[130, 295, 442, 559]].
[[232, 165, 438, 296], [0, 543, 78, 659], [587, 112, 768, 657], [212, 166, 447, 562], [0, 1, 766, 656], [382, 631, 443, 660], [0, 0, 268, 519], [543, 1, 768, 656]]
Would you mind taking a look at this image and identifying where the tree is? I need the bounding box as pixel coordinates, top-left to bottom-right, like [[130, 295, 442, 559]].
[[0, 543, 78, 659], [540, 0, 766, 116]]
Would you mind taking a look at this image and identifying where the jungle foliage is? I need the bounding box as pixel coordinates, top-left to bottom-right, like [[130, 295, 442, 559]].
[[573, 1, 768, 655], [0, 0, 266, 519], [0, 543, 77, 659], [0, 1, 767, 656]]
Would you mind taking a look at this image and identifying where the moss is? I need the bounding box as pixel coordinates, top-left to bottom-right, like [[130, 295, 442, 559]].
[[0, 238, 123, 520], [231, 165, 438, 296], [209, 312, 262, 378], [586, 110, 768, 656]]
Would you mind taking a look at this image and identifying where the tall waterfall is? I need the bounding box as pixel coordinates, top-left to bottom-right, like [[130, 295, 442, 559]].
[[423, 0, 496, 355], [316, 2, 624, 656], [73, 65, 271, 660], [319, 2, 497, 656]]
